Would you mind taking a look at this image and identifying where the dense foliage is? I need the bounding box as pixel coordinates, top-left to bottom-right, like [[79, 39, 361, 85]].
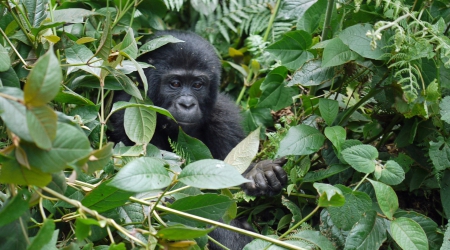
[[0, 0, 450, 249]]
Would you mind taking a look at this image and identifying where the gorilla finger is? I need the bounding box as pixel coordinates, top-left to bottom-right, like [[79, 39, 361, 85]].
[[254, 172, 268, 195], [272, 157, 287, 166], [264, 171, 282, 193], [273, 165, 288, 184]]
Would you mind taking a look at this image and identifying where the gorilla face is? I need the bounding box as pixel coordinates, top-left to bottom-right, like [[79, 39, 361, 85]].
[[159, 69, 211, 133]]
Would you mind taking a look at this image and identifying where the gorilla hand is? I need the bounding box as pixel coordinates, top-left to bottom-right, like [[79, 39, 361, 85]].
[[241, 158, 288, 196]]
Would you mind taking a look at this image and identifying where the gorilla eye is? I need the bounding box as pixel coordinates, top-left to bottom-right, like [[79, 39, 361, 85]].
[[193, 82, 203, 89], [170, 80, 181, 88]]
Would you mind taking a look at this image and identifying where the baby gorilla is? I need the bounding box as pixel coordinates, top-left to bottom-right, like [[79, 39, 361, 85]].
[[108, 30, 287, 249]]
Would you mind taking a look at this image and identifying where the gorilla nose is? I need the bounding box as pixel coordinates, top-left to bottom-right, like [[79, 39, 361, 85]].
[[177, 96, 196, 110]]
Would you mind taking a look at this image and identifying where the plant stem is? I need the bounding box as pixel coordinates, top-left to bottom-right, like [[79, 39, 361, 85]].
[[321, 0, 335, 41], [278, 205, 320, 239], [263, 0, 282, 42]]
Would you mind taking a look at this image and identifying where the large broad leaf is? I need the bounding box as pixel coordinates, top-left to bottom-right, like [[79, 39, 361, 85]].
[[339, 24, 385, 60], [26, 105, 57, 150], [322, 38, 360, 68], [224, 127, 260, 174], [290, 230, 336, 250], [324, 126, 346, 152], [0, 44, 10, 72], [0, 67, 20, 87], [164, 194, 233, 227], [288, 59, 334, 87], [0, 158, 52, 186], [120, 28, 138, 59], [82, 180, 133, 213], [24, 47, 62, 107], [27, 219, 56, 249], [266, 30, 314, 70], [368, 179, 398, 220], [277, 124, 325, 157], [344, 210, 387, 250], [22, 123, 92, 173], [65, 44, 102, 77], [319, 98, 339, 126], [52, 8, 98, 23], [108, 157, 171, 192], [429, 137, 450, 171], [327, 185, 372, 230], [23, 0, 47, 27], [108, 101, 174, 121], [124, 97, 157, 145], [296, 0, 326, 33], [341, 145, 378, 173], [0, 92, 33, 142], [391, 217, 428, 250], [257, 66, 297, 111], [178, 159, 250, 189]]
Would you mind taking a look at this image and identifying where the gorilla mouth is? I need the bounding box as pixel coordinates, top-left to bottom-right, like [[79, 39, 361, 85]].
[[177, 121, 196, 126]]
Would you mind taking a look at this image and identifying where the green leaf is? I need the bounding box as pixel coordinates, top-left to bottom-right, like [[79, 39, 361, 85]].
[[93, 17, 112, 61], [314, 183, 345, 207], [296, 0, 326, 34], [82, 180, 133, 213], [65, 44, 102, 77], [322, 38, 360, 67], [224, 127, 260, 174], [441, 219, 450, 250], [52, 8, 99, 23], [440, 96, 450, 124], [0, 189, 30, 227], [178, 159, 250, 189], [124, 97, 157, 144], [327, 185, 372, 230], [176, 129, 213, 162], [26, 105, 57, 150], [120, 28, 138, 59], [341, 145, 378, 173], [0, 159, 52, 186], [0, 92, 33, 142], [390, 217, 428, 250], [109, 101, 175, 121], [241, 108, 273, 133], [23, 0, 47, 27], [0, 67, 20, 87], [109, 157, 171, 192], [24, 47, 62, 106], [324, 126, 346, 152], [303, 164, 349, 182], [441, 170, 450, 218], [85, 143, 114, 174], [139, 35, 184, 55], [429, 137, 450, 171], [266, 30, 314, 70], [374, 160, 405, 185], [164, 194, 233, 227], [157, 225, 213, 240], [277, 124, 325, 157], [23, 122, 92, 173], [257, 66, 297, 111], [288, 59, 334, 87], [53, 88, 95, 105], [0, 44, 10, 71], [319, 98, 339, 126], [27, 219, 56, 250], [368, 179, 398, 219], [291, 230, 336, 250], [344, 210, 387, 250], [339, 24, 385, 60], [75, 218, 103, 242]]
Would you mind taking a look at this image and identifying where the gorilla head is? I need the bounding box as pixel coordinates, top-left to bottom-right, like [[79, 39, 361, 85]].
[[142, 31, 221, 136]]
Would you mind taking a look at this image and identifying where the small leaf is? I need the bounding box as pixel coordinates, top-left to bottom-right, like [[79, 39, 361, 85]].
[[277, 124, 325, 157], [0, 189, 30, 227], [324, 126, 346, 152], [313, 183, 345, 207], [24, 47, 62, 106], [108, 101, 175, 121], [139, 35, 184, 55], [124, 97, 157, 144], [368, 179, 398, 219], [341, 145, 378, 173], [157, 225, 213, 240], [75, 218, 102, 241], [339, 24, 385, 60], [0, 159, 52, 186], [85, 143, 113, 174], [224, 127, 260, 174], [52, 8, 98, 23], [0, 44, 10, 72], [66, 44, 102, 77], [439, 96, 450, 124], [0, 93, 33, 142], [82, 180, 133, 212], [391, 217, 428, 250], [374, 160, 405, 185], [176, 129, 213, 162], [0, 67, 20, 87], [27, 219, 55, 250], [26, 105, 57, 150], [322, 38, 360, 68], [319, 98, 339, 126], [291, 230, 336, 250], [109, 157, 171, 192], [257, 66, 296, 111], [178, 159, 250, 189], [76, 37, 97, 44], [119, 28, 138, 59]]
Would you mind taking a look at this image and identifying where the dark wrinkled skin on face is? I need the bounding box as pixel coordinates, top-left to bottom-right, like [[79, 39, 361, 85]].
[[107, 30, 288, 250]]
